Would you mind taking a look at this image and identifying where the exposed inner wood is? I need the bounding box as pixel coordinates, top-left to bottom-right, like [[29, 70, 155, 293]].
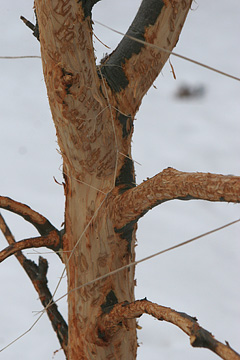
[[34, 1, 193, 358]]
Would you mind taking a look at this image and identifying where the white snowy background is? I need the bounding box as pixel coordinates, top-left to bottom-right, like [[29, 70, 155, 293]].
[[0, 1, 239, 359]]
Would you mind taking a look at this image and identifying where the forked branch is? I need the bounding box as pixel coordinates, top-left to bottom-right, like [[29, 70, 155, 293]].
[[0, 213, 68, 355], [113, 167, 240, 229], [97, 299, 240, 360]]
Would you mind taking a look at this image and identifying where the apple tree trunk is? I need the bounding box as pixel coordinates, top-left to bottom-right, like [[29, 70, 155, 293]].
[[34, 0, 193, 358]]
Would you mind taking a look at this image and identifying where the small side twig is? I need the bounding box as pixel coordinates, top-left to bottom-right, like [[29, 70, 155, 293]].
[[0, 213, 68, 356], [97, 299, 240, 360], [20, 10, 39, 41]]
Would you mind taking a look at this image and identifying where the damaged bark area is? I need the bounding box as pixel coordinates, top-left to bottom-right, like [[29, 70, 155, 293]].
[[1, 0, 239, 358], [33, 0, 193, 358], [97, 299, 240, 360], [0, 0, 237, 359], [112, 168, 240, 229], [100, 0, 191, 112]]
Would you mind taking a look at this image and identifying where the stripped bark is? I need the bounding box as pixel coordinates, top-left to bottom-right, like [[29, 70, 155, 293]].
[[33, 0, 194, 358], [97, 299, 240, 360], [1, 0, 239, 359], [112, 167, 240, 229]]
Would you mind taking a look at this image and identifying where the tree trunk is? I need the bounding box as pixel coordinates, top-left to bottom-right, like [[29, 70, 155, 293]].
[[1, 1, 240, 359], [34, 0, 192, 358]]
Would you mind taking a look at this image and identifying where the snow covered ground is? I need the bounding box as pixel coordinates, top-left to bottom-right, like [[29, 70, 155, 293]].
[[0, 1, 239, 359]]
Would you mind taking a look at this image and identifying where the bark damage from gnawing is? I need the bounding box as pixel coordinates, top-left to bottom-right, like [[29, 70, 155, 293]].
[[99, 0, 165, 92]]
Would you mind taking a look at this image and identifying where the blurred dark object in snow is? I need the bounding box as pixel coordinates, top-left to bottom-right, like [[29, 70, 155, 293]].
[[175, 84, 206, 99]]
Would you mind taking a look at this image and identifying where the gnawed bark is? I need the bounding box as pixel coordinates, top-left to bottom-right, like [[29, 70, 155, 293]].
[[98, 299, 240, 360], [33, 0, 193, 358], [101, 0, 192, 113], [112, 167, 240, 229], [14, 0, 238, 359], [1, 0, 239, 358]]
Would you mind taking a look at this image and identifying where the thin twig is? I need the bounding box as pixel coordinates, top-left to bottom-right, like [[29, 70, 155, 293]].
[[20, 14, 39, 41], [20, 16, 35, 31]]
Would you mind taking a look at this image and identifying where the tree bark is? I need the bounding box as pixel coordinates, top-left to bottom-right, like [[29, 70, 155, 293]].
[[98, 299, 240, 360], [112, 168, 240, 229], [33, 0, 193, 358], [1, 0, 239, 359]]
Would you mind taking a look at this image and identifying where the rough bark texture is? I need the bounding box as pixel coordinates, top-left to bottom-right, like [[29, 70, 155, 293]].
[[98, 300, 240, 360], [1, 0, 240, 359], [112, 168, 240, 229], [33, 0, 192, 359]]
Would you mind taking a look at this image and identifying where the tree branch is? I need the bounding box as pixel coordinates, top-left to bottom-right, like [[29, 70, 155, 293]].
[[97, 299, 240, 360], [0, 212, 26, 266], [0, 213, 68, 356], [100, 0, 192, 112], [112, 167, 240, 229], [0, 196, 59, 236], [0, 231, 60, 263], [20, 12, 39, 41]]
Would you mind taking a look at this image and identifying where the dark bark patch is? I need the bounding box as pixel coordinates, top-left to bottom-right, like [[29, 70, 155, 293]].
[[101, 290, 118, 314], [191, 328, 217, 351], [177, 311, 198, 322], [115, 157, 135, 191], [100, 0, 165, 92], [118, 113, 133, 138], [176, 195, 195, 201], [97, 328, 107, 341], [114, 221, 135, 254], [78, 0, 101, 18]]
